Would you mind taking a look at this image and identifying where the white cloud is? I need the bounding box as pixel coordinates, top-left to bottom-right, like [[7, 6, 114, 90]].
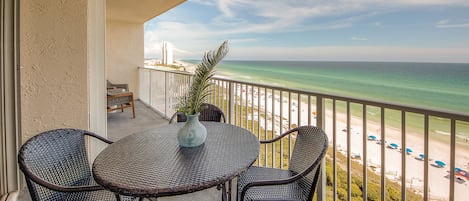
[[145, 0, 469, 60], [144, 30, 161, 58], [393, 0, 469, 6], [229, 46, 469, 63], [189, 0, 216, 6], [182, 0, 469, 36], [144, 21, 223, 58], [436, 19, 469, 28]]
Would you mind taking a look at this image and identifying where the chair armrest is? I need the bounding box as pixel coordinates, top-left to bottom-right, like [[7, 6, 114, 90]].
[[221, 112, 227, 123], [168, 112, 180, 124], [26, 170, 104, 192], [84, 131, 113, 144], [259, 127, 298, 144]]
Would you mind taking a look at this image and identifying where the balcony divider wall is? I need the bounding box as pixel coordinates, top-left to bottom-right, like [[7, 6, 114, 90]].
[[1, 0, 20, 197]]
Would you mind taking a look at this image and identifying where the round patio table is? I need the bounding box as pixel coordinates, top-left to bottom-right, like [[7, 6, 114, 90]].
[[92, 122, 260, 200]]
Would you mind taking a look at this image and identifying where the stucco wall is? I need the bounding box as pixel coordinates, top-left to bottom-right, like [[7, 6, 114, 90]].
[[106, 20, 143, 99], [20, 0, 88, 140]]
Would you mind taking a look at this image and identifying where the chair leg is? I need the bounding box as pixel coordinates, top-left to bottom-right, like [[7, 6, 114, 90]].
[[114, 193, 121, 201], [228, 179, 232, 201], [221, 183, 227, 201], [131, 98, 136, 118]]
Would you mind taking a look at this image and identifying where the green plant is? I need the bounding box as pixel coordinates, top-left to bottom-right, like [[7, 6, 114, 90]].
[[177, 41, 229, 115]]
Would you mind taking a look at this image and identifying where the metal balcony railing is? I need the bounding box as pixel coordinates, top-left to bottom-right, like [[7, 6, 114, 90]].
[[139, 66, 469, 201]]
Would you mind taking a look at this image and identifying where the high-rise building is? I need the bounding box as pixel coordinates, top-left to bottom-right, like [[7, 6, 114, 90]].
[[161, 41, 174, 65]]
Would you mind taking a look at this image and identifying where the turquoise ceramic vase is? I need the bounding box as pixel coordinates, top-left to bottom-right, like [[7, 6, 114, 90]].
[[177, 113, 207, 147]]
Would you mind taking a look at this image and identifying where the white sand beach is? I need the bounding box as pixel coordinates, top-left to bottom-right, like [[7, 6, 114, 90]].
[[227, 84, 469, 200]]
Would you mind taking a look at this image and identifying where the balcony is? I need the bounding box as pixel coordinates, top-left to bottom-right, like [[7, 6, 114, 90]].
[[11, 65, 469, 201], [134, 66, 469, 201]]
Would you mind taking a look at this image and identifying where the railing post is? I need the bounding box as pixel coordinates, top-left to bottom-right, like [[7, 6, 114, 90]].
[[149, 70, 153, 107], [228, 82, 235, 125], [316, 96, 326, 201], [164, 72, 169, 119]]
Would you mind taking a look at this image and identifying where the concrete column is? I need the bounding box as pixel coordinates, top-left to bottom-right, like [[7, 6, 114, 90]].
[[88, 0, 107, 162]]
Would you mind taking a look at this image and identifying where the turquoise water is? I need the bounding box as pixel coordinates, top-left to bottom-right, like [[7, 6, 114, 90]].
[[186, 60, 469, 114]]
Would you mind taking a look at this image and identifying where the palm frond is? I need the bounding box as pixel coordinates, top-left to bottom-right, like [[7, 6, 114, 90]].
[[177, 41, 229, 114]]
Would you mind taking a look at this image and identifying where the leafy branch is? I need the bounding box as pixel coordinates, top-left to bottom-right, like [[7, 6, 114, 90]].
[[178, 41, 229, 114]]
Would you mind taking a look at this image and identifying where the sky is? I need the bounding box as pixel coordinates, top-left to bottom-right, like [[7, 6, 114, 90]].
[[144, 0, 469, 63]]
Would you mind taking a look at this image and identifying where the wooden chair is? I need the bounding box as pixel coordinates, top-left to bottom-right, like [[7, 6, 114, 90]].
[[107, 90, 135, 118]]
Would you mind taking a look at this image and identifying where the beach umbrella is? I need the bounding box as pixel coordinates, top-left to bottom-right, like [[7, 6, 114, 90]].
[[435, 160, 446, 167], [389, 143, 399, 149], [405, 148, 413, 154], [419, 154, 425, 159], [455, 167, 463, 172], [368, 135, 377, 140]]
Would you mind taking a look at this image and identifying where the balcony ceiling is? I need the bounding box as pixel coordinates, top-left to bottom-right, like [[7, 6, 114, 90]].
[[107, 0, 186, 23]]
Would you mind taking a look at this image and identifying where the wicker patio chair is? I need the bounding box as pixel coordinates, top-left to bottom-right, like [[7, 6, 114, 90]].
[[237, 126, 328, 201], [168, 103, 226, 123], [18, 128, 133, 201], [169, 103, 228, 198]]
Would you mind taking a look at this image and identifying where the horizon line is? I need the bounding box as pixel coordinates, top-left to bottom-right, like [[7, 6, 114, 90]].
[[144, 58, 469, 64]]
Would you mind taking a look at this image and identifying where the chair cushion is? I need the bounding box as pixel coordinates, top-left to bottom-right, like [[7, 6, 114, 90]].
[[237, 166, 307, 201]]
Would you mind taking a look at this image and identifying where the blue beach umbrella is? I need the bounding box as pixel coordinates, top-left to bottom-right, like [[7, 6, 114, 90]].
[[405, 148, 413, 154], [419, 154, 425, 159], [455, 167, 463, 172], [435, 160, 446, 167], [368, 135, 377, 140], [389, 143, 399, 149]]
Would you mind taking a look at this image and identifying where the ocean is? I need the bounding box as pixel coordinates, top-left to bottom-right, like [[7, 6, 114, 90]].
[[185, 60, 469, 114], [183, 60, 469, 143]]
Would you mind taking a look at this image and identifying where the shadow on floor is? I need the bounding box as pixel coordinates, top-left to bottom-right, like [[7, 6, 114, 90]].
[[107, 100, 169, 141]]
